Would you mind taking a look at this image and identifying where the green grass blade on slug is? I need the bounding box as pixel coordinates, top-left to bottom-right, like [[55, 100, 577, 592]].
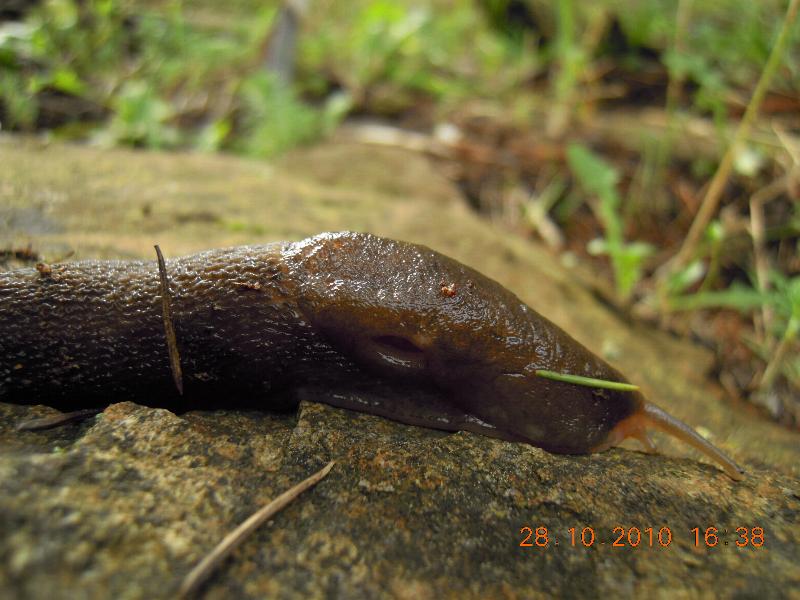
[[534, 369, 640, 392]]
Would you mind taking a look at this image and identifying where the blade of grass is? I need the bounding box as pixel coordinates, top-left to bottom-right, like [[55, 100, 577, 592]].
[[535, 369, 640, 392]]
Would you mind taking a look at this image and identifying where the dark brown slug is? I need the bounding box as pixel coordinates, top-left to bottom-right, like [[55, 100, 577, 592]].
[[0, 231, 743, 480]]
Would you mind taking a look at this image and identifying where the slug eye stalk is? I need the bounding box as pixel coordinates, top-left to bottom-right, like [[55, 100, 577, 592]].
[[642, 403, 745, 481], [600, 402, 745, 481]]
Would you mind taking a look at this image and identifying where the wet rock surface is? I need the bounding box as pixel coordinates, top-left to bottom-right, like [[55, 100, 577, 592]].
[[1, 135, 798, 598]]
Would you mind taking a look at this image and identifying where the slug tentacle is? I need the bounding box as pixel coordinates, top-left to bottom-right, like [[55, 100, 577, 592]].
[[600, 401, 744, 481], [643, 403, 745, 481]]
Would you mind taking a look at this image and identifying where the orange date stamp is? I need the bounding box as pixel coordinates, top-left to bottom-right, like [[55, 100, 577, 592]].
[[519, 526, 765, 548]]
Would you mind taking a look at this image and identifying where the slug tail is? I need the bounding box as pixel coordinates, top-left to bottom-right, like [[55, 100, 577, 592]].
[[642, 402, 745, 481]]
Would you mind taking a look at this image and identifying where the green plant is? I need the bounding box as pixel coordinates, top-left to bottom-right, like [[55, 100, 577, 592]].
[[551, 0, 581, 106], [545, 0, 595, 136], [0, 68, 37, 128], [0, 0, 123, 128], [567, 143, 655, 303], [100, 79, 179, 148], [0, 0, 342, 155], [669, 271, 800, 389], [757, 273, 800, 388], [664, 0, 800, 276], [299, 0, 538, 114], [617, 0, 800, 98], [661, 220, 726, 299], [233, 71, 348, 158]]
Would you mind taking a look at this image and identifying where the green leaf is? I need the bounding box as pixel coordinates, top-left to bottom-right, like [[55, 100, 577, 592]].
[[665, 260, 706, 296], [51, 68, 84, 95], [194, 119, 231, 153], [567, 143, 619, 197], [669, 285, 767, 312]]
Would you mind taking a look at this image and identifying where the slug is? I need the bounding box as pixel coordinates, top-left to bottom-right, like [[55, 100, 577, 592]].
[[0, 231, 744, 480]]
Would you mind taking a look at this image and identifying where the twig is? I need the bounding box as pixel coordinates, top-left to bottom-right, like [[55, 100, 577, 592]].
[[16, 408, 101, 431], [665, 0, 800, 274], [154, 245, 183, 395], [761, 315, 799, 389], [748, 174, 787, 340], [178, 461, 335, 599], [772, 121, 800, 166]]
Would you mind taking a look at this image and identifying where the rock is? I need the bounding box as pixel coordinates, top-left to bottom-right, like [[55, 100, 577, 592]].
[[0, 134, 798, 598]]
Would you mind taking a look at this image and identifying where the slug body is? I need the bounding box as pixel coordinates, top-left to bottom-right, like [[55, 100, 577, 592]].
[[0, 232, 743, 478]]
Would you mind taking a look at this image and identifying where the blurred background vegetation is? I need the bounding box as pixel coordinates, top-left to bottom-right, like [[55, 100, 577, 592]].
[[0, 0, 798, 426]]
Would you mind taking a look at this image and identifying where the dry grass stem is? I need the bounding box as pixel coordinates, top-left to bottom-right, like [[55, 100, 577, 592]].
[[178, 461, 335, 599], [155, 245, 184, 395]]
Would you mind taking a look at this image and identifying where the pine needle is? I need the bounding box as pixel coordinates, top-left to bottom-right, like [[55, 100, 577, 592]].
[[178, 460, 335, 598], [154, 244, 183, 395]]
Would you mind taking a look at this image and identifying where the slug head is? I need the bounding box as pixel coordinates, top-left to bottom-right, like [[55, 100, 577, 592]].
[[284, 232, 642, 453]]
